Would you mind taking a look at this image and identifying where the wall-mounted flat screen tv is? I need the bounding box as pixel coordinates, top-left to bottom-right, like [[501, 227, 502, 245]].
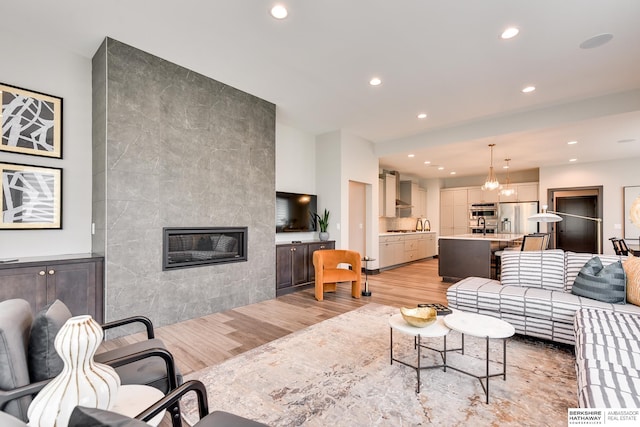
[[276, 191, 318, 233]]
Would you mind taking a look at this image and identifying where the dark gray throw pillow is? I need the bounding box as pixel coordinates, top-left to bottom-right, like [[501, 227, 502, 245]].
[[28, 299, 73, 382], [571, 257, 626, 304]]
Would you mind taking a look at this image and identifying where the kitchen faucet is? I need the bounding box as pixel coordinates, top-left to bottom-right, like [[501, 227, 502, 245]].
[[477, 216, 486, 236]]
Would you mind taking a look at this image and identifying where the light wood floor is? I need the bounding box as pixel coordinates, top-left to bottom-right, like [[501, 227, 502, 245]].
[[103, 257, 450, 376], [103, 257, 453, 424]]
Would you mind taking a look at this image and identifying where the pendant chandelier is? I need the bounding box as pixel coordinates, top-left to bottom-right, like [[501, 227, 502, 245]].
[[481, 144, 500, 191], [499, 158, 516, 197]]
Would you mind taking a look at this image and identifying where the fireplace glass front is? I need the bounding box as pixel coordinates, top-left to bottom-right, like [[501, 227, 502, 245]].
[[163, 227, 247, 270]]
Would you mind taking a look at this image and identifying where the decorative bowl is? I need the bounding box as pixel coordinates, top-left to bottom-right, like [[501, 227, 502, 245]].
[[400, 306, 437, 328]]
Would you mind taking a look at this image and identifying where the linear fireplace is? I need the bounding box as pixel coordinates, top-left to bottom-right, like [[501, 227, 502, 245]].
[[163, 227, 247, 271]]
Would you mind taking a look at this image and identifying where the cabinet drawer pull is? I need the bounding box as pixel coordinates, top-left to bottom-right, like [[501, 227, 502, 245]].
[[48, 269, 55, 275], [320, 245, 325, 249], [39, 271, 46, 276]]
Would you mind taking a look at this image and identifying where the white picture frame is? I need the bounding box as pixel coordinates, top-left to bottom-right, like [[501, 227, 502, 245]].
[[624, 185, 640, 240]]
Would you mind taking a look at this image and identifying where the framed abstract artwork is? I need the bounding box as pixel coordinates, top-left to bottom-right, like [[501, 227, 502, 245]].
[[624, 185, 640, 240], [1, 83, 62, 158], [0, 163, 62, 229]]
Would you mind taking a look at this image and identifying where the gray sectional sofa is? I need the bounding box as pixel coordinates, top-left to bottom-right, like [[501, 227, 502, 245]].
[[446, 249, 640, 408]]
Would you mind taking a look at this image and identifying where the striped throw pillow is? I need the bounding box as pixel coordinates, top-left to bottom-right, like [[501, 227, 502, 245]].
[[571, 257, 626, 303], [624, 254, 640, 306]]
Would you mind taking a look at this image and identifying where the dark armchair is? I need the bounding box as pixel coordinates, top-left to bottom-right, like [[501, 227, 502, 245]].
[[69, 380, 268, 426], [0, 298, 181, 424], [0, 380, 268, 427]]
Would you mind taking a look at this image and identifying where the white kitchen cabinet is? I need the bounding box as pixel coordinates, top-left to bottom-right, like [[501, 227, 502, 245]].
[[417, 188, 428, 218], [426, 233, 438, 257], [381, 173, 397, 217], [378, 178, 384, 216], [379, 232, 437, 269], [379, 235, 404, 268], [417, 233, 437, 258], [498, 182, 539, 202], [468, 187, 499, 204], [440, 188, 468, 236], [404, 234, 419, 262], [514, 183, 539, 202]]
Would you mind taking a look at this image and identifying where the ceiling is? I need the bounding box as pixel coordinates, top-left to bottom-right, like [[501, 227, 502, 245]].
[[2, 1, 639, 179]]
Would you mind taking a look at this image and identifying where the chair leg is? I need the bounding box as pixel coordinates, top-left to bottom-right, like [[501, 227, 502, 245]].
[[351, 281, 361, 299], [315, 282, 323, 301]]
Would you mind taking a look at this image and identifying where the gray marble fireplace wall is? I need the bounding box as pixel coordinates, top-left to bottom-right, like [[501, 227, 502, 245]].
[[92, 38, 276, 326]]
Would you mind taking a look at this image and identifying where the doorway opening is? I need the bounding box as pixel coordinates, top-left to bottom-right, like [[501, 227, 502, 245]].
[[546, 187, 602, 253]]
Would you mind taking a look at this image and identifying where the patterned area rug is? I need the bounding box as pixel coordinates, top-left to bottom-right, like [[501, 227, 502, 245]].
[[182, 304, 577, 426]]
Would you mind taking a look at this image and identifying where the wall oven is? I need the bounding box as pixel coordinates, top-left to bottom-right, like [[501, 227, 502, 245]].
[[469, 203, 498, 220], [469, 221, 498, 234]]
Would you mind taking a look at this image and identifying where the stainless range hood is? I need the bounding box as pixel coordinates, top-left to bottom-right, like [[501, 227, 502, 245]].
[[387, 170, 412, 209]]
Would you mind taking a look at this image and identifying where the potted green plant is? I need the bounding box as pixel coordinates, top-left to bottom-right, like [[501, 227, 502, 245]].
[[313, 209, 330, 241]]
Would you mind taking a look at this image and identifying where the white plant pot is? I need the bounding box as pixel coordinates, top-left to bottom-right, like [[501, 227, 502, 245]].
[[319, 231, 330, 241], [27, 315, 121, 427]]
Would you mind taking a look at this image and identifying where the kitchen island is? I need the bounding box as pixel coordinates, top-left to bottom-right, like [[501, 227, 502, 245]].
[[438, 234, 523, 281]]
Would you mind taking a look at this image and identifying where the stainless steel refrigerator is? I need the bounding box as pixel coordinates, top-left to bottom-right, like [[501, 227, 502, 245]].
[[498, 202, 539, 234]]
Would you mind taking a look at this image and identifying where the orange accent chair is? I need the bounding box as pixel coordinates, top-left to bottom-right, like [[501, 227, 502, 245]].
[[313, 249, 362, 301]]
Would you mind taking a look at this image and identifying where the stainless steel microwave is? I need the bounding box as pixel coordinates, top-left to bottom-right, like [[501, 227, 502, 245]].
[[469, 203, 498, 219]]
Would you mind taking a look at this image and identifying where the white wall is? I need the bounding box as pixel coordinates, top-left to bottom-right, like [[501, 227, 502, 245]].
[[540, 157, 640, 255], [275, 122, 316, 193], [275, 122, 317, 243], [315, 131, 342, 246], [340, 132, 379, 265], [0, 37, 92, 258]]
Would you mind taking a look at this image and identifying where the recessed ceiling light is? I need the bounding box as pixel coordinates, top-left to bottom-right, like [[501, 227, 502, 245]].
[[450, 171, 456, 175], [270, 4, 288, 19], [501, 27, 519, 40], [580, 33, 613, 49], [424, 161, 431, 165], [567, 140, 578, 145], [503, 165, 510, 169], [369, 77, 382, 86], [569, 158, 578, 162], [417, 113, 427, 119], [522, 86, 536, 93], [408, 154, 415, 158], [437, 166, 445, 171]]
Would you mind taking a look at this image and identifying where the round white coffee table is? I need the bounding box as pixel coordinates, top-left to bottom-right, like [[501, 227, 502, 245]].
[[110, 384, 166, 425], [444, 312, 515, 403], [389, 313, 452, 393]]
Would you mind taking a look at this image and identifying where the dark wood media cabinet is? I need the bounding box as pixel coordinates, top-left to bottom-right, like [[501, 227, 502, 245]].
[[276, 240, 335, 296], [0, 254, 104, 322]]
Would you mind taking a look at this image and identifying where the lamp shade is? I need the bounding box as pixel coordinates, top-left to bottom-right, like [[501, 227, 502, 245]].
[[528, 212, 563, 222], [528, 205, 563, 222]]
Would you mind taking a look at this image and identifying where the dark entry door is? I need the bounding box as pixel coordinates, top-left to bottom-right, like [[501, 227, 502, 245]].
[[555, 196, 598, 253]]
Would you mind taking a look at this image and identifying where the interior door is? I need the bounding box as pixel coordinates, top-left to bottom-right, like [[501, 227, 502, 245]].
[[348, 181, 366, 256], [555, 196, 598, 253]]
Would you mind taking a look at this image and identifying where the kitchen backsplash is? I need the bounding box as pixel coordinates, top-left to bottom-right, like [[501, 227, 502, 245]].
[[379, 217, 426, 232]]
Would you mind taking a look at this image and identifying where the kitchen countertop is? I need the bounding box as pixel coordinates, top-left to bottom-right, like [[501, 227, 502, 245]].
[[439, 233, 523, 242], [379, 231, 436, 236]]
